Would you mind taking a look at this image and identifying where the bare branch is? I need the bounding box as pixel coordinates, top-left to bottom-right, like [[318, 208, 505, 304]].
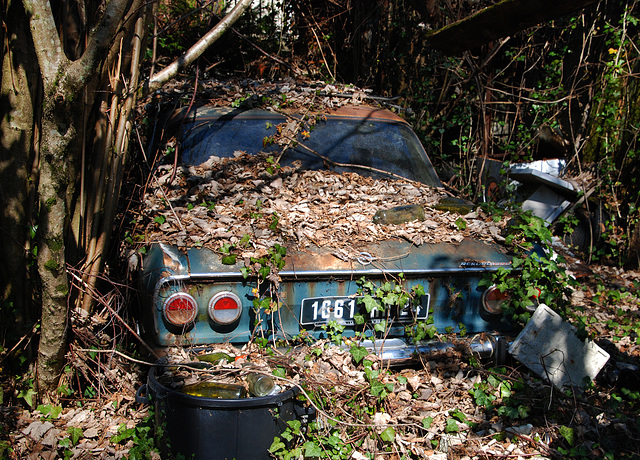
[[68, 0, 130, 91], [21, 0, 68, 88], [145, 0, 253, 95], [424, 0, 600, 55]]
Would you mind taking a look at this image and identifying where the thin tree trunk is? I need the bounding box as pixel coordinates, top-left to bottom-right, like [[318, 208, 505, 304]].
[[0, 0, 40, 335]]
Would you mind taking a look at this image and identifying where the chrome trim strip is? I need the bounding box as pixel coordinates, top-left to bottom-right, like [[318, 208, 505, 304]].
[[153, 267, 502, 288]]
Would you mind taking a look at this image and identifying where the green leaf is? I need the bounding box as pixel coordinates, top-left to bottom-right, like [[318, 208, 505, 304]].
[[110, 423, 135, 444], [154, 215, 166, 225], [455, 217, 467, 230], [487, 375, 500, 388], [445, 418, 460, 433], [369, 380, 388, 399], [559, 425, 575, 446], [18, 388, 36, 408], [349, 345, 368, 364], [68, 427, 83, 446], [361, 295, 379, 313], [303, 440, 323, 458], [269, 436, 286, 453], [221, 254, 237, 265], [472, 387, 494, 408], [58, 438, 71, 448], [449, 409, 467, 422], [287, 419, 302, 435], [354, 312, 366, 325], [272, 367, 286, 379], [500, 383, 512, 399], [422, 416, 433, 429], [412, 284, 425, 297], [380, 427, 396, 442], [374, 320, 387, 333]]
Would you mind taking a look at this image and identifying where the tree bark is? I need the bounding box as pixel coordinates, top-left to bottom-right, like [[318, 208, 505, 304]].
[[0, 0, 40, 335], [22, 0, 130, 395]]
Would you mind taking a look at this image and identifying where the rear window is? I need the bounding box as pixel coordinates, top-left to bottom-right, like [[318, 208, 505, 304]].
[[180, 108, 441, 187]]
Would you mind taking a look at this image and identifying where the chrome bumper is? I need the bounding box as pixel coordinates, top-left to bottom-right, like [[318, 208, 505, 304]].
[[352, 334, 510, 366]]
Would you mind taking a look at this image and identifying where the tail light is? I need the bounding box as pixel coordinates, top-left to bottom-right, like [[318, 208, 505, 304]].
[[163, 292, 198, 326], [481, 286, 509, 315], [209, 292, 242, 325]]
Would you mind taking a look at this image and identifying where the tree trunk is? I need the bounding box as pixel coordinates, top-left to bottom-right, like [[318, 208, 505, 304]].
[[35, 116, 74, 393], [0, 0, 40, 347]]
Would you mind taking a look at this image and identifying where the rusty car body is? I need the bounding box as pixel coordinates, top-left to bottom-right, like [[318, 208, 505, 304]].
[[137, 105, 515, 363]]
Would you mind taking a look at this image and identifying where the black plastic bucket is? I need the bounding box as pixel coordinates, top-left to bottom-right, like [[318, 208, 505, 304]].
[[138, 364, 311, 460]]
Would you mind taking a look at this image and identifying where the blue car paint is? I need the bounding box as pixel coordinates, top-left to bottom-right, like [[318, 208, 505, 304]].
[[140, 237, 513, 346], [139, 106, 516, 349]]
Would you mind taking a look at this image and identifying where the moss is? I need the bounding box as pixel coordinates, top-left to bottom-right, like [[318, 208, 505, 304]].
[[45, 197, 57, 212], [55, 284, 69, 296], [48, 238, 63, 252], [44, 259, 59, 272]]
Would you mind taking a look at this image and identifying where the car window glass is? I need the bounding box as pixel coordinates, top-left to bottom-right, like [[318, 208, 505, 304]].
[[180, 110, 441, 187]]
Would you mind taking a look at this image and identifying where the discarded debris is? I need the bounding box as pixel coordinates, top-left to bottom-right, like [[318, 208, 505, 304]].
[[508, 304, 610, 389]]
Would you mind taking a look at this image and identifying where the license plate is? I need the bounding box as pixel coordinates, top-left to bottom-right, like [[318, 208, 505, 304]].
[[300, 295, 430, 327]]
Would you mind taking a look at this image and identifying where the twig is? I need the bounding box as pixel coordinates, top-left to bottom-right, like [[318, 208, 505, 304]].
[[76, 348, 156, 366], [68, 269, 161, 359]]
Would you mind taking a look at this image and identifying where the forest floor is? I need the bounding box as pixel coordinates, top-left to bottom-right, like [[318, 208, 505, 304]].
[[2, 255, 640, 460]]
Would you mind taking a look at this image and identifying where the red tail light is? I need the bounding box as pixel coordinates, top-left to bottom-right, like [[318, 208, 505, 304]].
[[163, 292, 198, 326], [208, 292, 242, 325], [481, 286, 509, 315]]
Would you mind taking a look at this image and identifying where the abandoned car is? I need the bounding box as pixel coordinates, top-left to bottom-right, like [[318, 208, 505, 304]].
[[137, 104, 517, 363]]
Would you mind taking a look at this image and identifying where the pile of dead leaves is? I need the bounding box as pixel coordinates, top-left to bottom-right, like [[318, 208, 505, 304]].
[[135, 153, 508, 264]]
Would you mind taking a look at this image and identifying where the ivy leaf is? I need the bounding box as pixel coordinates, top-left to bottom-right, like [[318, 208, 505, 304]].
[[374, 320, 387, 333], [269, 437, 286, 454], [449, 409, 467, 422], [500, 382, 512, 399], [68, 427, 83, 446], [369, 380, 389, 399], [18, 388, 36, 408], [361, 295, 379, 313], [287, 419, 302, 435], [349, 345, 368, 364], [272, 367, 286, 379], [559, 425, 575, 446], [455, 217, 467, 230], [380, 427, 396, 443], [472, 388, 494, 408], [303, 440, 323, 458], [110, 424, 135, 444], [422, 416, 433, 429], [445, 418, 460, 433], [221, 254, 237, 265]]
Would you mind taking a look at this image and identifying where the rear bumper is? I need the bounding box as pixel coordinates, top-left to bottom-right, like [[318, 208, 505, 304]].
[[352, 334, 510, 366]]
